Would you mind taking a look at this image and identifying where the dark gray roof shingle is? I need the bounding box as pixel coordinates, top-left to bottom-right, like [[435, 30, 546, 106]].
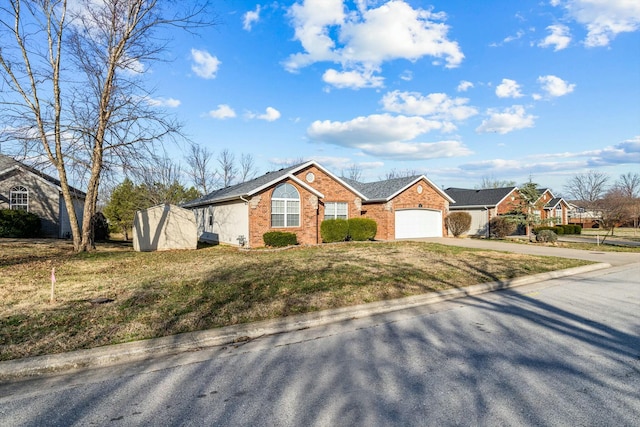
[[183, 162, 303, 207], [343, 175, 423, 201], [0, 154, 86, 197], [184, 160, 447, 207], [445, 187, 516, 207]]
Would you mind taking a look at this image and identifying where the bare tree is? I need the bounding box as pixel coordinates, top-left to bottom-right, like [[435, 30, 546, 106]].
[[217, 148, 237, 187], [476, 175, 516, 189], [612, 172, 640, 232], [342, 163, 363, 182], [270, 157, 306, 169], [613, 172, 640, 198], [239, 153, 257, 183], [382, 168, 420, 180], [185, 142, 217, 195], [136, 155, 199, 206], [563, 170, 609, 205], [0, 0, 213, 252], [595, 189, 629, 241]]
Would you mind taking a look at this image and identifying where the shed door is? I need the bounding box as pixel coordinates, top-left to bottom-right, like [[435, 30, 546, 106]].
[[468, 210, 489, 236], [395, 209, 442, 238]]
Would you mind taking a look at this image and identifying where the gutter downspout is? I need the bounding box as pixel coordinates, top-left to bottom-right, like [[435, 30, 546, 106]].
[[240, 196, 250, 247], [484, 206, 490, 238]]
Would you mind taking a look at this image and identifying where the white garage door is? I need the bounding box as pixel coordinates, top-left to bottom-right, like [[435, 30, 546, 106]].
[[395, 209, 443, 239]]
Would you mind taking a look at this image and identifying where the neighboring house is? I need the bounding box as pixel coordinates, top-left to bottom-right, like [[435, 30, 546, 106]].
[[445, 187, 523, 237], [0, 154, 85, 238], [566, 201, 600, 228], [534, 188, 569, 226], [184, 160, 453, 248]]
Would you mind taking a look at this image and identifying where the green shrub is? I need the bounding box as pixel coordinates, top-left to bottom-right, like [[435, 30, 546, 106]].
[[321, 219, 349, 243], [348, 218, 377, 241], [533, 226, 554, 235], [0, 209, 41, 238], [488, 216, 516, 239], [263, 231, 297, 247], [574, 224, 582, 235], [446, 212, 472, 237], [552, 226, 565, 235], [536, 229, 558, 243]]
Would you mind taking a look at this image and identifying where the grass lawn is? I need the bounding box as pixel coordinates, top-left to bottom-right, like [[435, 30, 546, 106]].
[[1, 239, 591, 361]]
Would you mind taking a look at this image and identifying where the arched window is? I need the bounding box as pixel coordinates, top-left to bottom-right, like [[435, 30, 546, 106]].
[[10, 186, 28, 211], [271, 183, 300, 227]]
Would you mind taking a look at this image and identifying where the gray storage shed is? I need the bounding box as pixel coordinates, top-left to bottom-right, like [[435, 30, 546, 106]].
[[133, 204, 198, 252]]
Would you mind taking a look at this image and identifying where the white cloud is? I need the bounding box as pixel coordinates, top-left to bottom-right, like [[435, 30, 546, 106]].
[[476, 105, 536, 134], [243, 5, 261, 31], [190, 49, 221, 79], [489, 29, 527, 47], [496, 79, 524, 98], [400, 70, 413, 81], [356, 140, 472, 160], [322, 68, 384, 89], [587, 136, 640, 165], [147, 97, 181, 108], [551, 0, 640, 47], [436, 136, 640, 186], [208, 104, 236, 119], [247, 107, 281, 121], [538, 24, 572, 51], [285, 0, 464, 89], [537, 75, 576, 98], [381, 91, 478, 121], [457, 80, 474, 92], [306, 113, 471, 160], [308, 114, 444, 145]]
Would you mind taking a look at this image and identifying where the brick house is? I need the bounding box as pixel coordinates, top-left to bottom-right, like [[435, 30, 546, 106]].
[[184, 160, 453, 248], [444, 187, 524, 237], [0, 154, 85, 238], [534, 189, 569, 226]]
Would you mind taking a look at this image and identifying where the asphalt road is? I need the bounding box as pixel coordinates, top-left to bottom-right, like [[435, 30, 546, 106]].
[[1, 262, 639, 426]]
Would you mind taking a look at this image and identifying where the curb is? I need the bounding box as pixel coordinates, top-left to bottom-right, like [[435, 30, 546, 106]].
[[0, 262, 611, 381]]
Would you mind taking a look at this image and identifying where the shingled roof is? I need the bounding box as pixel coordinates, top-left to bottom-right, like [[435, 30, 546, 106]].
[[0, 154, 86, 197], [184, 160, 453, 207], [445, 187, 517, 208]]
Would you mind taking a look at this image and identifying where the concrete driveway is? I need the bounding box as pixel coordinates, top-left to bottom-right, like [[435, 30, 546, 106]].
[[412, 237, 639, 266]]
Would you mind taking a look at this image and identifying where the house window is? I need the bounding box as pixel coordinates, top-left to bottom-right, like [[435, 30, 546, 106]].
[[555, 205, 562, 224], [271, 183, 300, 227], [325, 202, 348, 220], [10, 186, 28, 211]]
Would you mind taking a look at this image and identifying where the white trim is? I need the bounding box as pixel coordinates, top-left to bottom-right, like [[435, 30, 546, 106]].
[[373, 176, 455, 203], [0, 164, 85, 198]]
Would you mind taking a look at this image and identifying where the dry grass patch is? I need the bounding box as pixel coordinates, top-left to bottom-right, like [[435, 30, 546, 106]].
[[1, 239, 591, 360]]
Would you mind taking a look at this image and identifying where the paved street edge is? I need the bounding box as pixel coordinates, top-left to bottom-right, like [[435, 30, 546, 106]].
[[0, 262, 612, 381]]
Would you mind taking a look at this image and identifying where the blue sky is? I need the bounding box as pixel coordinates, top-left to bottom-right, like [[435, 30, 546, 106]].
[[148, 0, 639, 194]]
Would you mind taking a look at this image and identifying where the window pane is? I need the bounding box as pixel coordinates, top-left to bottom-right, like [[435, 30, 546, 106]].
[[10, 186, 28, 211], [286, 200, 299, 227], [273, 183, 299, 199], [271, 214, 284, 227], [287, 214, 299, 227], [272, 200, 284, 213], [324, 202, 335, 220], [336, 202, 347, 219]]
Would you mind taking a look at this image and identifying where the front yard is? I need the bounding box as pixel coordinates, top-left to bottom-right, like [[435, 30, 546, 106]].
[[0, 239, 591, 361]]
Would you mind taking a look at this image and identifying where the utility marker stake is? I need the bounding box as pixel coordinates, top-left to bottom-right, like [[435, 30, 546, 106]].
[[50, 267, 56, 303]]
